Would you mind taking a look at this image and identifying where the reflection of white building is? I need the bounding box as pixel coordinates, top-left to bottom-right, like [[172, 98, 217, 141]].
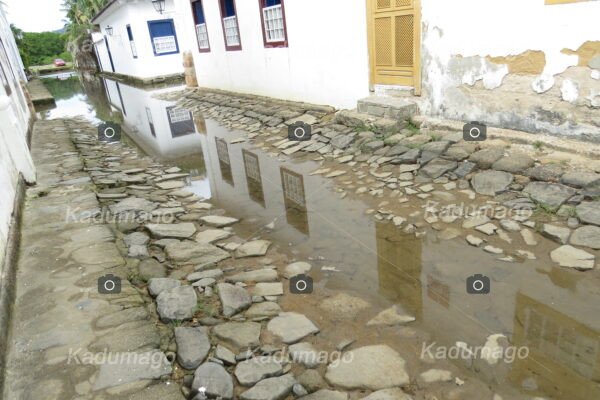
[[0, 4, 35, 269], [92, 0, 190, 81]]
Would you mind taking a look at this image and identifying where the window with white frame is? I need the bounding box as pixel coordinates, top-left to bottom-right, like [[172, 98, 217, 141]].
[[261, 0, 287, 46], [148, 19, 179, 56], [168, 108, 192, 123], [192, 0, 210, 51], [219, 0, 241, 50]]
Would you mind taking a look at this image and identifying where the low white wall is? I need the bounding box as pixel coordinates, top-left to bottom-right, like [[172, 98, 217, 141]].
[[178, 0, 371, 109], [94, 0, 186, 79], [0, 7, 34, 268]]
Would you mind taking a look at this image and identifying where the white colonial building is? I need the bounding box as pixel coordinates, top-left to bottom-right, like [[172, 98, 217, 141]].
[[173, 0, 600, 138], [92, 0, 193, 82], [0, 4, 35, 287]]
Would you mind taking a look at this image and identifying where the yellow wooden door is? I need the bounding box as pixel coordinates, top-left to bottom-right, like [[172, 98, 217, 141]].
[[367, 0, 421, 94]]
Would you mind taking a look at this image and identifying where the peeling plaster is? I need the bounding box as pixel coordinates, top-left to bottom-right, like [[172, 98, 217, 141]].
[[560, 79, 579, 103]]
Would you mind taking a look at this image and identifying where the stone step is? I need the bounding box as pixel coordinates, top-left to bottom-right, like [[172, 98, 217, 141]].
[[334, 110, 405, 134], [357, 96, 418, 121]]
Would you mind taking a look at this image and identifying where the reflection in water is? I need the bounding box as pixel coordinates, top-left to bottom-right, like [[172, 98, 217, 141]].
[[242, 149, 265, 208], [375, 221, 423, 319], [511, 292, 600, 400], [59, 75, 600, 400], [280, 167, 309, 236], [215, 137, 234, 186]]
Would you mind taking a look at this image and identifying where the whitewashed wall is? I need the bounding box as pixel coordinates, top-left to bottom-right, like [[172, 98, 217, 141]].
[[94, 0, 187, 79], [176, 0, 371, 109], [0, 6, 35, 268], [419, 0, 600, 137]]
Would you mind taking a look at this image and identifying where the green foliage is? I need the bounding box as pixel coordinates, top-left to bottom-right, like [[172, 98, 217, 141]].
[[17, 31, 68, 66]]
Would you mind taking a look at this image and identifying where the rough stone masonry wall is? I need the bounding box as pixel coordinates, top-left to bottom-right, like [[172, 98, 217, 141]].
[[418, 0, 600, 141]]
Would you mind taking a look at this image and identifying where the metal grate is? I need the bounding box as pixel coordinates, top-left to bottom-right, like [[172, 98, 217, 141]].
[[195, 23, 209, 49], [377, 0, 391, 9], [263, 4, 285, 42], [395, 15, 413, 66], [153, 35, 177, 54], [375, 17, 392, 66], [223, 16, 240, 47], [396, 0, 412, 7]]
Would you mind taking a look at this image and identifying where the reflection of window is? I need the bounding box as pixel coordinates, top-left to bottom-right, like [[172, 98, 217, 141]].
[[215, 137, 234, 185], [215, 137, 230, 165], [166, 107, 194, 137], [243, 150, 265, 207], [148, 19, 179, 56], [259, 0, 287, 47], [192, 0, 210, 51], [126, 25, 137, 58], [219, 0, 241, 51], [146, 107, 156, 137], [281, 167, 306, 208]]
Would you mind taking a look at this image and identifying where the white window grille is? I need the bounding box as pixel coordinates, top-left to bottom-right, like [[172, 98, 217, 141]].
[[195, 23, 209, 49], [168, 108, 192, 123], [282, 171, 305, 207], [130, 40, 138, 58], [244, 154, 261, 181], [222, 16, 240, 47], [153, 35, 177, 54], [262, 4, 285, 42], [216, 139, 230, 165]]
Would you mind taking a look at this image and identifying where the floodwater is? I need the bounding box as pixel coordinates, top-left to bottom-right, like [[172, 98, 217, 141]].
[[42, 74, 600, 400]]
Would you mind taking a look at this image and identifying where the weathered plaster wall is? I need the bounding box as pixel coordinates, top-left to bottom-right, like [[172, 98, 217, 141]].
[[420, 0, 600, 140], [0, 6, 34, 269]]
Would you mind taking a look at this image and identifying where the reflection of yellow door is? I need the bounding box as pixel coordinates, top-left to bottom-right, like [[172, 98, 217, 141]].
[[367, 0, 421, 94]]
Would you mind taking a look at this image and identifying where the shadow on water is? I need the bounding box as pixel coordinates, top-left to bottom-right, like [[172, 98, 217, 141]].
[[45, 73, 600, 400]]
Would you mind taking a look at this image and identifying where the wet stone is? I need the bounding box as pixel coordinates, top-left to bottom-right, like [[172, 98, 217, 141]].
[[195, 229, 232, 243], [156, 285, 197, 322], [325, 345, 409, 390], [252, 282, 284, 297], [526, 164, 564, 182], [245, 301, 281, 318], [165, 241, 230, 266], [492, 153, 534, 173], [469, 148, 504, 168], [570, 226, 600, 250], [148, 278, 181, 297], [385, 144, 410, 157], [576, 201, 600, 226], [561, 171, 600, 188], [227, 268, 279, 283], [267, 312, 320, 344], [235, 240, 271, 258], [471, 170, 514, 196], [360, 388, 412, 400], [298, 370, 326, 393], [146, 223, 197, 239], [366, 305, 415, 326], [175, 326, 211, 369], [523, 182, 577, 211], [200, 215, 239, 227], [192, 362, 234, 400], [138, 258, 167, 280], [550, 245, 595, 270], [541, 224, 571, 244], [217, 282, 252, 317], [92, 350, 171, 391], [319, 293, 370, 319], [239, 373, 296, 400], [109, 197, 157, 214], [234, 357, 284, 386], [212, 322, 262, 351], [419, 158, 457, 179]]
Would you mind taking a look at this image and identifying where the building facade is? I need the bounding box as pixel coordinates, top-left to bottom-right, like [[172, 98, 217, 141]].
[[92, 0, 191, 81], [0, 4, 35, 270], [174, 0, 599, 138]]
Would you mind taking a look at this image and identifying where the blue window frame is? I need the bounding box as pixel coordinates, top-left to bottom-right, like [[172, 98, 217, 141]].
[[147, 19, 180, 56], [223, 0, 236, 17], [192, 1, 206, 24], [265, 0, 281, 6]]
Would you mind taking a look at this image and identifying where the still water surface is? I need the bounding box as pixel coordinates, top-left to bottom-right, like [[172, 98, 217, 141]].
[[41, 74, 600, 400]]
